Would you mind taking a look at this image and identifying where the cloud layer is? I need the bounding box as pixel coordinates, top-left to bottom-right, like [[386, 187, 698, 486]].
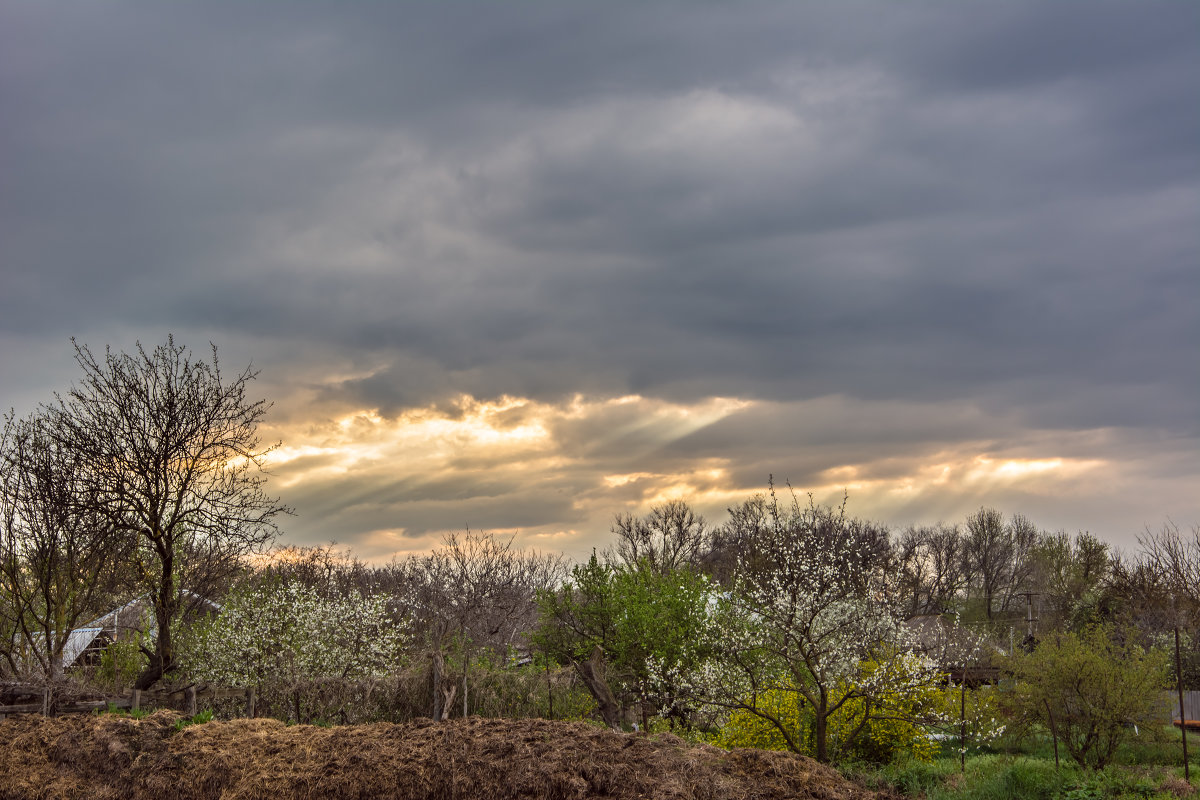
[[2, 1, 1197, 559]]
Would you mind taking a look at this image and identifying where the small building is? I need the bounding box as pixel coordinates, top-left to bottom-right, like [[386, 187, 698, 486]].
[[35, 591, 220, 673], [902, 614, 1003, 686]]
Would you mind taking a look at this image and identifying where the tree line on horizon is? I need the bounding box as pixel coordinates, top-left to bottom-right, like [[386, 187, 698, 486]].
[[2, 336, 1197, 769]]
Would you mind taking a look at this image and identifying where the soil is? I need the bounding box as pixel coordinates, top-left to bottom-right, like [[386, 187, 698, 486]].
[[0, 712, 899, 799]]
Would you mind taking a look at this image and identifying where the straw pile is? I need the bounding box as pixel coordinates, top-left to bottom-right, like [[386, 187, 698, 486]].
[[0, 712, 896, 799]]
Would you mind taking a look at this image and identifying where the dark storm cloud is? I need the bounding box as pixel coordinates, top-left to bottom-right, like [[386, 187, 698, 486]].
[[2, 1, 1197, 552]]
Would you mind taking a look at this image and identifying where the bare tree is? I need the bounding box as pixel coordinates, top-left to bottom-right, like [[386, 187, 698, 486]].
[[998, 513, 1040, 617], [898, 520, 1020, 619], [1139, 521, 1200, 612], [252, 543, 375, 599], [608, 500, 710, 576], [401, 531, 565, 720], [705, 494, 771, 584], [0, 412, 126, 678], [44, 337, 290, 689], [925, 523, 969, 613], [1031, 531, 1110, 630], [895, 526, 932, 616], [966, 507, 1011, 620]]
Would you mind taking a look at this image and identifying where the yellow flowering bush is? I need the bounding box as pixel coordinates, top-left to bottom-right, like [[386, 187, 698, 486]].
[[714, 656, 943, 764]]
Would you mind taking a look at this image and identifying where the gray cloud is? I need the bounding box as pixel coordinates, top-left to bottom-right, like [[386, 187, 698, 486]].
[[2, 1, 1196, 555]]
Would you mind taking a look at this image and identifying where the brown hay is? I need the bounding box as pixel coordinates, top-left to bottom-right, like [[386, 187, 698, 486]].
[[0, 713, 897, 800]]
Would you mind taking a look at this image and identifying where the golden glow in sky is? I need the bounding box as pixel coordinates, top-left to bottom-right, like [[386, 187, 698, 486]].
[[257, 390, 1169, 563]]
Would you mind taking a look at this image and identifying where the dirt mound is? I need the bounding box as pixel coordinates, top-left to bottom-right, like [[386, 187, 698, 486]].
[[0, 712, 896, 800]]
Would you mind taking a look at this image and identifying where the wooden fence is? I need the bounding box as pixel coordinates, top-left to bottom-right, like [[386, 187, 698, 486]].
[[0, 684, 255, 720]]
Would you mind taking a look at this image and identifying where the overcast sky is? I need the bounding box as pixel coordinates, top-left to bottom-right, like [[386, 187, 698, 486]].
[[2, 1, 1197, 562]]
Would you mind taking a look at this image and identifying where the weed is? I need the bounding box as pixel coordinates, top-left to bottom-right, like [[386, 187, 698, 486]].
[[173, 709, 215, 731]]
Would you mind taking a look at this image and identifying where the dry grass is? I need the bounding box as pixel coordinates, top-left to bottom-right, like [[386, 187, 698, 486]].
[[0, 712, 898, 799]]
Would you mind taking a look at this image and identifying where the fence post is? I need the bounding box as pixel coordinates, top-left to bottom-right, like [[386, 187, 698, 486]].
[[132, 689, 141, 713], [1176, 627, 1190, 783], [246, 687, 256, 719], [42, 688, 50, 717], [186, 686, 197, 717]]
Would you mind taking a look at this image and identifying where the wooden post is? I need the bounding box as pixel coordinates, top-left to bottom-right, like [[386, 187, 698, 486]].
[[1044, 699, 1059, 770], [1176, 627, 1190, 783], [246, 687, 256, 719], [42, 688, 51, 718], [959, 671, 967, 773], [132, 689, 141, 712], [186, 686, 197, 717]]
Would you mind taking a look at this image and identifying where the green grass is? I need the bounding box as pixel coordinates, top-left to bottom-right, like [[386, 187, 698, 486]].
[[851, 728, 1200, 799], [994, 726, 1200, 769], [93, 701, 149, 720], [862, 755, 1197, 800], [173, 708, 215, 731]]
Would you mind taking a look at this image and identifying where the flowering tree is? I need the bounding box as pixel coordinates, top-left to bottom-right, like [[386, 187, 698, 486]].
[[184, 578, 407, 721], [674, 490, 941, 762]]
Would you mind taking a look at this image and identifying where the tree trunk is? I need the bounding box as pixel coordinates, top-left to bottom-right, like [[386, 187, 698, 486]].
[[431, 650, 444, 720], [814, 695, 829, 763], [135, 567, 177, 691], [574, 646, 621, 730]]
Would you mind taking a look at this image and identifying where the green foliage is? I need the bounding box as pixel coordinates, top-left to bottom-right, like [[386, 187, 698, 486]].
[[173, 708, 214, 731], [868, 754, 1196, 800], [713, 655, 945, 764], [533, 552, 619, 667], [612, 561, 715, 718], [533, 552, 715, 723], [1006, 625, 1171, 770], [95, 635, 148, 691]]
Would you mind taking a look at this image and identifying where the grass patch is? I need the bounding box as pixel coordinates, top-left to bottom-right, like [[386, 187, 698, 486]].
[[861, 754, 1198, 799], [93, 701, 149, 720], [173, 708, 215, 731]]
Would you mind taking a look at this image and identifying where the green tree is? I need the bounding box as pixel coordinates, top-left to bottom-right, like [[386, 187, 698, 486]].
[[534, 552, 624, 727], [534, 552, 715, 729], [614, 562, 715, 727], [1006, 624, 1169, 770], [1032, 531, 1110, 631]]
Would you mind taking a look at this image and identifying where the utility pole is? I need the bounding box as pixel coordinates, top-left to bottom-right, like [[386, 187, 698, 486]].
[[1019, 592, 1038, 638], [1017, 592, 1039, 651]]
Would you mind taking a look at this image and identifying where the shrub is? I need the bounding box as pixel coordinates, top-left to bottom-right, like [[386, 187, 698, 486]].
[[95, 636, 148, 692], [1006, 624, 1170, 770]]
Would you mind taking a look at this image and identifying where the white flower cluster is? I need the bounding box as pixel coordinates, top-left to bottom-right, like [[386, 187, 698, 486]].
[[184, 580, 409, 689]]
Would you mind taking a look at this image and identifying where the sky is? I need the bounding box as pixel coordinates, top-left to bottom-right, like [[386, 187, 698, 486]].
[[2, 1, 1197, 563]]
